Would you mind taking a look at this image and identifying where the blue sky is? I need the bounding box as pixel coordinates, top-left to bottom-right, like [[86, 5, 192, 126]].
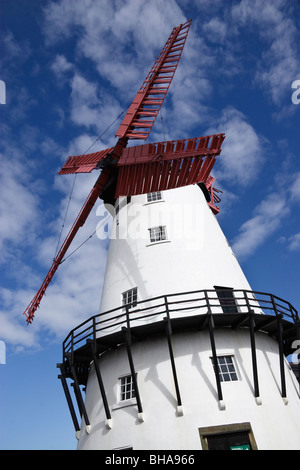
[[1, 0, 300, 450]]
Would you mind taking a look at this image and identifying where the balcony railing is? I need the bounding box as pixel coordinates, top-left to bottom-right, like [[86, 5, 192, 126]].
[[63, 289, 298, 358], [58, 289, 300, 432]]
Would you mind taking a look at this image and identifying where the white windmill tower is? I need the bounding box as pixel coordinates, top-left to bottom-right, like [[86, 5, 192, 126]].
[[24, 20, 300, 451]]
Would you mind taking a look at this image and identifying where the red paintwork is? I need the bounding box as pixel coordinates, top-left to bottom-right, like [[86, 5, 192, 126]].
[[115, 134, 225, 197], [58, 147, 114, 174], [115, 19, 191, 140]]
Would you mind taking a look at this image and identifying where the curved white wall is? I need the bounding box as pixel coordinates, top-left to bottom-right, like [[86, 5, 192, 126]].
[[100, 185, 252, 315], [77, 329, 300, 450], [74, 184, 300, 450]]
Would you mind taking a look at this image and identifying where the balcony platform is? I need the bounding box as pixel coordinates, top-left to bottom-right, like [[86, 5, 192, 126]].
[[57, 289, 299, 432]]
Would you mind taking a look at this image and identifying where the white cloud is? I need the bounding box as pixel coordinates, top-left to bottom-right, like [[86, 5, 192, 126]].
[[2, 31, 31, 68], [0, 120, 65, 267], [70, 73, 99, 128], [230, 149, 300, 260], [33, 226, 109, 336], [51, 54, 74, 81], [287, 233, 300, 252], [24, 128, 112, 336], [69, 73, 123, 134], [0, 121, 110, 349], [0, 309, 37, 350], [14, 167, 110, 343], [202, 17, 227, 43], [231, 192, 290, 259], [290, 172, 300, 202], [231, 0, 300, 106], [207, 106, 266, 187], [43, 0, 187, 94], [42, 0, 222, 141], [0, 157, 40, 258]]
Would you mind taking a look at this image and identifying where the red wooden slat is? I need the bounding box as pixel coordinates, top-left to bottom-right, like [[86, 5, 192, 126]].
[[115, 19, 192, 141], [125, 132, 148, 139], [167, 159, 181, 189], [58, 148, 113, 175], [186, 158, 203, 185], [198, 136, 209, 150], [115, 147, 221, 198], [197, 155, 215, 182], [116, 165, 130, 196], [136, 164, 146, 195], [160, 161, 171, 190], [149, 161, 163, 193], [165, 141, 175, 154], [141, 163, 153, 194], [118, 134, 224, 166], [177, 158, 192, 187]]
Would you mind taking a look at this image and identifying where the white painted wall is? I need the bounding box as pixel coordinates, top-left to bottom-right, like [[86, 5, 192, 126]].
[[100, 185, 252, 316], [75, 184, 300, 450], [77, 329, 300, 450]]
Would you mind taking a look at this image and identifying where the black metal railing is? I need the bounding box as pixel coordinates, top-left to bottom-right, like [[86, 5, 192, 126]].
[[63, 289, 298, 357], [59, 289, 300, 432]]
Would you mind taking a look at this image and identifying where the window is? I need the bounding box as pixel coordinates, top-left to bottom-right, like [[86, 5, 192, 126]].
[[149, 226, 167, 243], [211, 356, 238, 382], [215, 286, 238, 314], [119, 374, 136, 401], [147, 192, 162, 203], [122, 287, 138, 309]]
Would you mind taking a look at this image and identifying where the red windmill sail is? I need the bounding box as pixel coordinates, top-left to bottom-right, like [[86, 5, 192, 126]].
[[116, 19, 192, 140], [115, 134, 225, 198], [23, 19, 225, 324]]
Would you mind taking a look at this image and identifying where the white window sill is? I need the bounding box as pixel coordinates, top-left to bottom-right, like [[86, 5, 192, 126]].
[[112, 398, 137, 410], [146, 240, 171, 247], [143, 199, 165, 206]]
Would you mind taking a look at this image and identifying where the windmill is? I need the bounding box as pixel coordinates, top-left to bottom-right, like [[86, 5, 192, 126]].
[[23, 19, 224, 324], [25, 20, 300, 451]]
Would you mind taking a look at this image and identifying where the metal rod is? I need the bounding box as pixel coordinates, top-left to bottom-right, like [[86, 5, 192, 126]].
[[277, 315, 287, 398], [66, 354, 90, 426], [271, 294, 287, 399], [122, 327, 143, 413], [207, 313, 223, 402], [57, 363, 80, 432], [88, 340, 111, 421], [125, 305, 131, 345], [249, 311, 260, 398], [164, 316, 182, 407]]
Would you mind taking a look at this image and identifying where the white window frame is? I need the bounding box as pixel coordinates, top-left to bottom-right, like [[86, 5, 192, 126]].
[[119, 374, 136, 401], [147, 191, 163, 203], [148, 225, 167, 243], [211, 355, 238, 382], [112, 373, 138, 410], [122, 287, 138, 310]]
